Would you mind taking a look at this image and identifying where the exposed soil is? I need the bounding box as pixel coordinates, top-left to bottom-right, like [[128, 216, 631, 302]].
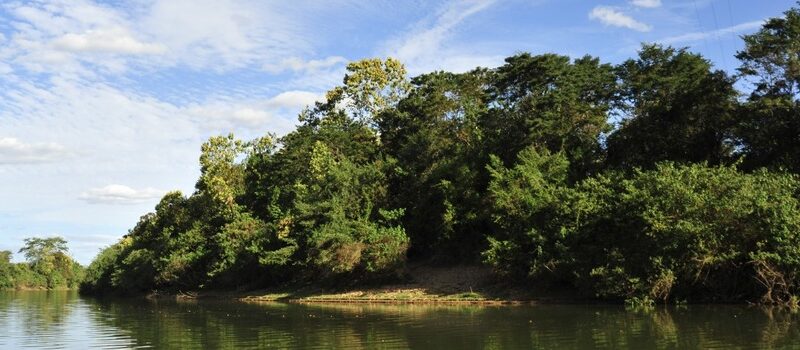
[[153, 265, 587, 305]]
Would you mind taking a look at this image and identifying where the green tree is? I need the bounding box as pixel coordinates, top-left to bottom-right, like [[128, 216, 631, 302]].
[[19, 237, 69, 264], [0, 250, 14, 289], [18, 237, 82, 289], [482, 146, 571, 280], [80, 242, 125, 294], [735, 5, 800, 172], [294, 141, 408, 279], [378, 70, 490, 260], [737, 4, 800, 98], [606, 45, 738, 169], [197, 134, 248, 219], [484, 53, 616, 179], [326, 57, 411, 123]]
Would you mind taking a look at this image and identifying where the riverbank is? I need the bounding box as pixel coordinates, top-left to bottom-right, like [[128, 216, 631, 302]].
[[2, 287, 77, 291], [147, 265, 587, 305]]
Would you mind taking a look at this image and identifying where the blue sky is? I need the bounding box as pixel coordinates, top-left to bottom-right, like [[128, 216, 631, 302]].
[[0, 0, 794, 264]]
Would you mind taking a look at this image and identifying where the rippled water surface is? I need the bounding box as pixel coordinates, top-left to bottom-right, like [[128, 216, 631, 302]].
[[2, 291, 800, 349]]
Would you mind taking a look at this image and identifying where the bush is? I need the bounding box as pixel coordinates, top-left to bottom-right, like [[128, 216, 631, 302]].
[[568, 163, 800, 303], [482, 146, 571, 280], [484, 160, 800, 303]]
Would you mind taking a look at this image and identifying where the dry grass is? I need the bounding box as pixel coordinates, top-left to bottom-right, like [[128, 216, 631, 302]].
[[224, 265, 582, 305]]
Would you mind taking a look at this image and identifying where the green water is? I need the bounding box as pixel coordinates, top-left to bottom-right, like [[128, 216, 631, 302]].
[[2, 291, 800, 349]]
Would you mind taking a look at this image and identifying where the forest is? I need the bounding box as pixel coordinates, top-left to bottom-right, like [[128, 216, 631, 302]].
[[78, 5, 800, 305], [0, 237, 84, 290]]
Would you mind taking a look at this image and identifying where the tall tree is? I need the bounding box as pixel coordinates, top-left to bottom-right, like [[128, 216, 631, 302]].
[[606, 45, 738, 169], [737, 4, 800, 99], [484, 53, 616, 179], [19, 237, 69, 265], [736, 5, 800, 172], [379, 70, 490, 260], [326, 57, 411, 124], [18, 237, 78, 288]]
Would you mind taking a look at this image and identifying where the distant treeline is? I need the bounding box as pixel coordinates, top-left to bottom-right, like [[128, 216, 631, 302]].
[[0, 237, 84, 290], [82, 5, 800, 304]]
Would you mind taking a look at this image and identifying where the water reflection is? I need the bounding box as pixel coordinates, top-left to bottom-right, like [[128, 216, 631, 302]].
[[0, 291, 143, 349], [2, 291, 800, 349]]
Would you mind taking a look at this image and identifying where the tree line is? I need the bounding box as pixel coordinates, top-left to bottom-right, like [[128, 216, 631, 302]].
[[81, 5, 800, 304], [0, 237, 84, 290]]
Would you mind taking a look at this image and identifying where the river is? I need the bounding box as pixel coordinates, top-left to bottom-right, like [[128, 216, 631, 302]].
[[1, 290, 799, 349]]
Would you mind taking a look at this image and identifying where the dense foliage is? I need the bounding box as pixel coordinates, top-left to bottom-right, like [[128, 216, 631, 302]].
[[0, 237, 84, 290], [82, 5, 800, 304]]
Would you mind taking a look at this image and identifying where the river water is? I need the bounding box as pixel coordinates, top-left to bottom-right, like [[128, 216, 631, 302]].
[[2, 290, 800, 349]]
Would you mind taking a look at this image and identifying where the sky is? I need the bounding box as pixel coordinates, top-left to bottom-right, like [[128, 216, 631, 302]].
[[0, 0, 795, 265]]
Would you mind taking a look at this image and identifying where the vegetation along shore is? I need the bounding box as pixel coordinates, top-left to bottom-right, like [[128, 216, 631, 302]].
[[7, 4, 800, 307]]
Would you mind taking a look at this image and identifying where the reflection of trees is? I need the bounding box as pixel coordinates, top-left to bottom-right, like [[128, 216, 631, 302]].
[[15, 290, 76, 334], [1, 294, 797, 349], [0, 290, 81, 350], [757, 307, 800, 348], [80, 298, 800, 349]]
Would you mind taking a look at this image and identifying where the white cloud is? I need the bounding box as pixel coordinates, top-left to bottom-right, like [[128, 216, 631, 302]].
[[659, 20, 764, 45], [185, 90, 322, 131], [589, 6, 652, 32], [52, 28, 166, 55], [266, 91, 323, 109], [382, 0, 501, 74], [389, 0, 496, 64], [0, 138, 68, 164], [1, 0, 312, 75], [140, 0, 308, 70], [2, 1, 159, 76], [79, 184, 167, 205], [631, 0, 661, 8], [263, 56, 348, 74], [187, 103, 262, 128]]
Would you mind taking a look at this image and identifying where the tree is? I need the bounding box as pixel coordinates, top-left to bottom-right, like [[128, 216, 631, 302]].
[[484, 53, 616, 179], [378, 70, 491, 260], [294, 141, 408, 279], [0, 251, 14, 289], [737, 4, 800, 99], [606, 45, 738, 169], [735, 5, 800, 172], [325, 57, 411, 124], [18, 237, 81, 289], [197, 133, 248, 219], [567, 164, 800, 303], [19, 237, 69, 266], [482, 146, 571, 280]]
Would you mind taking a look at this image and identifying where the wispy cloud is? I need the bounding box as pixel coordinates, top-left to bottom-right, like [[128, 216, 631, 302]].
[[1, 0, 312, 75], [659, 20, 764, 45], [589, 6, 652, 32], [390, 0, 496, 62], [140, 0, 309, 70], [0, 138, 69, 164], [263, 56, 348, 74], [631, 0, 661, 8], [79, 184, 167, 205], [52, 28, 166, 55], [381, 0, 502, 74], [185, 90, 322, 131], [265, 91, 323, 109]]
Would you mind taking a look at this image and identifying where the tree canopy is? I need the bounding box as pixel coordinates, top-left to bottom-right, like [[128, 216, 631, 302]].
[[1, 237, 83, 290], [80, 4, 800, 305]]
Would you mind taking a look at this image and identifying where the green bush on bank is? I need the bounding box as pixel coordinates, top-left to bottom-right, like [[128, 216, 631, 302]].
[[484, 158, 800, 303], [571, 164, 800, 304]]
